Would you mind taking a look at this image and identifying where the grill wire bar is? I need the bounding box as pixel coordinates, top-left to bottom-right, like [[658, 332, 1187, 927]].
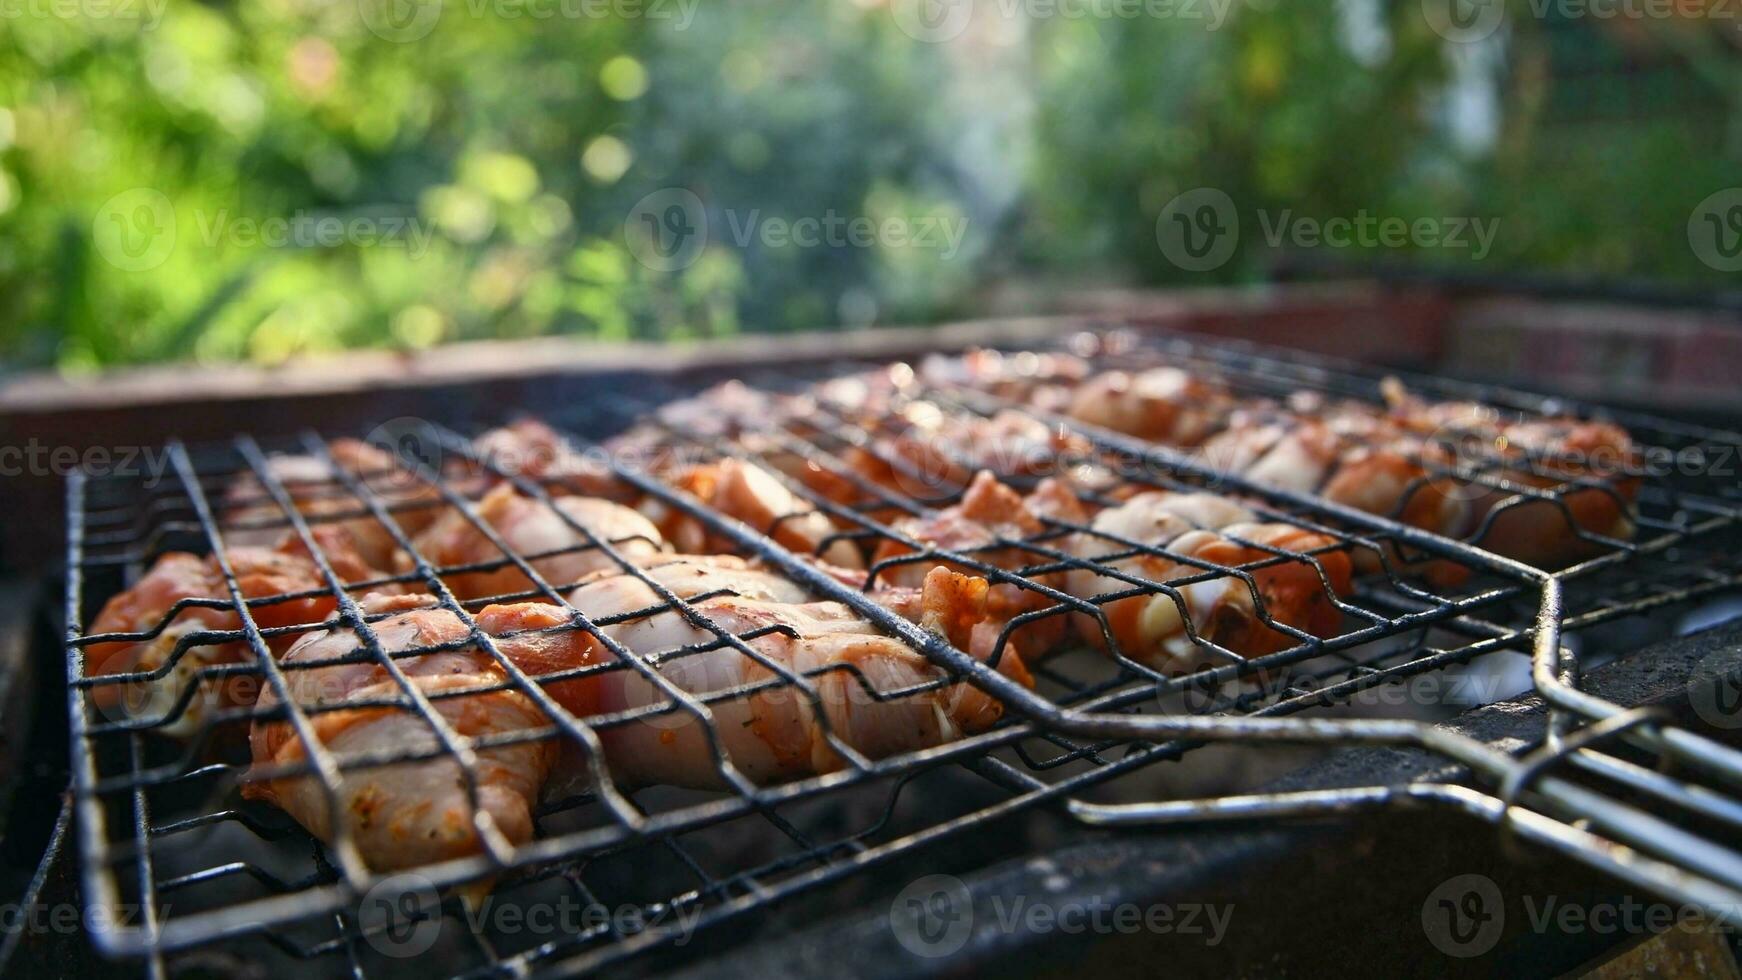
[[59, 327, 1742, 976]]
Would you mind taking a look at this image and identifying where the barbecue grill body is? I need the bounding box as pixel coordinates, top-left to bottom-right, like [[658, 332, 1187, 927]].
[[12, 307, 1742, 978]]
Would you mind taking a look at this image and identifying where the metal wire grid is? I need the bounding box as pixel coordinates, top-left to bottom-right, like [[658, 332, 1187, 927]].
[[60, 329, 1742, 977], [1156, 327, 1738, 507], [64, 426, 1406, 978], [846, 330, 1742, 917], [67, 421, 1384, 974]]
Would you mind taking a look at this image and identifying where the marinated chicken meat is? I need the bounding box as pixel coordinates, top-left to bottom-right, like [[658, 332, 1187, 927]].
[[89, 341, 1651, 903], [245, 556, 1023, 872], [85, 527, 391, 736], [870, 470, 1087, 663], [403, 483, 666, 599], [223, 439, 445, 571], [650, 458, 864, 569], [562, 557, 1025, 788], [245, 594, 569, 878], [977, 354, 1640, 572], [1065, 491, 1352, 671]]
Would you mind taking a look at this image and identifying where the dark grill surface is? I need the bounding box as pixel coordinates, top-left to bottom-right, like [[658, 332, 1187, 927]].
[[60, 328, 1742, 978]]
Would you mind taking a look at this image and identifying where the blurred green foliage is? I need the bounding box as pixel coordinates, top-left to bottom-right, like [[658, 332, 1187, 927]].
[[1, 1, 1737, 372]]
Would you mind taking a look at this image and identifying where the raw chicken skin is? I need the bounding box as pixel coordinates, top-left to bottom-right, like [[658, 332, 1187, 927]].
[[1067, 491, 1351, 670], [245, 594, 574, 874], [223, 439, 443, 571], [405, 484, 665, 600], [651, 458, 863, 569], [85, 530, 389, 736], [873, 471, 1089, 663], [561, 558, 1025, 789]]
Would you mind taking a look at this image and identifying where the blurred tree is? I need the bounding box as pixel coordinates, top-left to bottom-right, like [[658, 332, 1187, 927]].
[[0, 1, 1736, 372]]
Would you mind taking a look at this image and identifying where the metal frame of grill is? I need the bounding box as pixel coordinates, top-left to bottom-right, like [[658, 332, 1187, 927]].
[[60, 326, 1742, 977]]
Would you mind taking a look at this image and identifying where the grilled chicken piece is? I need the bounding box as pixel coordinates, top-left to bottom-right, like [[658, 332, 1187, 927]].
[[1198, 404, 1473, 583], [1473, 418, 1638, 563], [562, 556, 1025, 789], [1066, 491, 1351, 671], [476, 422, 867, 571], [84, 528, 390, 736], [870, 470, 1090, 663], [476, 411, 867, 570], [471, 419, 583, 483], [240, 559, 1018, 874], [245, 594, 568, 878], [1380, 378, 1637, 568], [1043, 362, 1637, 574], [1067, 367, 1235, 446], [467, 418, 647, 505], [654, 380, 781, 438], [917, 349, 1091, 402], [223, 439, 444, 571], [807, 385, 1103, 504], [1200, 412, 1343, 495], [404, 484, 665, 600], [872, 471, 1071, 588], [648, 458, 863, 569], [909, 407, 1092, 487]]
